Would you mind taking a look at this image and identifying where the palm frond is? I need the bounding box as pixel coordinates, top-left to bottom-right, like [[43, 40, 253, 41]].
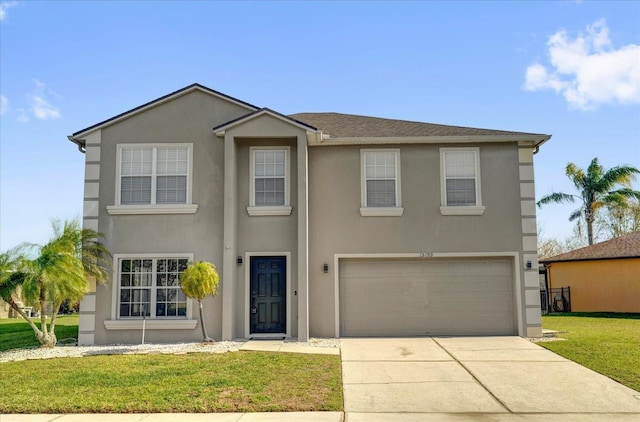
[[568, 208, 583, 222], [566, 162, 586, 191], [601, 165, 640, 189], [81, 228, 112, 285], [537, 192, 576, 207], [0, 272, 26, 302], [608, 187, 640, 201]]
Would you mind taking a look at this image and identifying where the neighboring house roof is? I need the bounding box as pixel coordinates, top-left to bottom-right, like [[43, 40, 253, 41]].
[[213, 108, 318, 135], [540, 231, 640, 263], [290, 112, 549, 140], [68, 83, 259, 148]]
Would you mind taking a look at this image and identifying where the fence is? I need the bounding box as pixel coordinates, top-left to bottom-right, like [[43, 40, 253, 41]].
[[540, 286, 571, 314]]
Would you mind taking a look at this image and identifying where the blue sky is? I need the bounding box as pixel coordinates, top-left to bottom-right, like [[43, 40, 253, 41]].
[[1, 1, 639, 251]]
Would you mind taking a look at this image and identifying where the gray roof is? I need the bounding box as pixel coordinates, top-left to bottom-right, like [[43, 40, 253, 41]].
[[290, 112, 548, 138], [540, 231, 640, 263]]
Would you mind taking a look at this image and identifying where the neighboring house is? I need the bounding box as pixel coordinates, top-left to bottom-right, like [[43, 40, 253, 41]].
[[0, 298, 11, 319], [67, 83, 550, 345], [0, 287, 29, 319], [540, 231, 640, 313]]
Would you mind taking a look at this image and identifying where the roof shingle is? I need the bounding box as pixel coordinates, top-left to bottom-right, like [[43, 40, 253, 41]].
[[540, 231, 640, 263], [290, 112, 548, 138]]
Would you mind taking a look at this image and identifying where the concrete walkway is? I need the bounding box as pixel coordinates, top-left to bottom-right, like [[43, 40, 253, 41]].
[[239, 340, 339, 355], [341, 336, 640, 421]]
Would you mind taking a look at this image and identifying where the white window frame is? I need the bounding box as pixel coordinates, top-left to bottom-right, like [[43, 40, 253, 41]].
[[360, 149, 403, 217], [439, 147, 485, 215], [247, 146, 292, 216], [105, 253, 197, 331], [107, 143, 197, 215]]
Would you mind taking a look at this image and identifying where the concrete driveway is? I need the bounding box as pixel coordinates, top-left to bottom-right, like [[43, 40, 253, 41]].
[[341, 336, 640, 421]]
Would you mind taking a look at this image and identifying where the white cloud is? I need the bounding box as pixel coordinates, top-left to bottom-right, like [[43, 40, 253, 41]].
[[0, 95, 8, 115], [0, 2, 18, 21], [524, 19, 640, 110], [31, 95, 61, 120], [29, 79, 61, 120]]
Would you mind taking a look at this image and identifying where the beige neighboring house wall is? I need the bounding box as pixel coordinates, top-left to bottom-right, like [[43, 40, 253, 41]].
[[0, 298, 11, 319], [68, 83, 550, 345], [541, 231, 640, 313], [0, 287, 26, 319]]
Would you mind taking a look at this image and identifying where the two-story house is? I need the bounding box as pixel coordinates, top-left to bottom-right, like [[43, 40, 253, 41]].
[[68, 84, 550, 345]]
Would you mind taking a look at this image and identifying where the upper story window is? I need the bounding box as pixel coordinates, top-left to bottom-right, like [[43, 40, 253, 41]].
[[108, 144, 197, 215], [248, 147, 292, 216], [440, 148, 485, 215], [360, 149, 403, 216]]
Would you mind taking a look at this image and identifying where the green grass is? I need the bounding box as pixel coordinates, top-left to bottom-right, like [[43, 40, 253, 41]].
[[0, 316, 343, 412], [0, 315, 79, 351], [541, 313, 640, 392], [0, 351, 343, 413]]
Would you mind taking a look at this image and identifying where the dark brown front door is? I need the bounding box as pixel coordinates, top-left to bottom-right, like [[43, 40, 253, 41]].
[[250, 256, 286, 334]]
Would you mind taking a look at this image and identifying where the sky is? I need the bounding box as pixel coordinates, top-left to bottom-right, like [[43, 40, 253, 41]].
[[1, 0, 639, 251]]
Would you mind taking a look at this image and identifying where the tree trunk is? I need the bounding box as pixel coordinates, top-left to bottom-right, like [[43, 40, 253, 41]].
[[39, 332, 57, 348], [6, 297, 43, 338], [586, 211, 595, 245], [198, 299, 214, 343], [39, 282, 48, 338]]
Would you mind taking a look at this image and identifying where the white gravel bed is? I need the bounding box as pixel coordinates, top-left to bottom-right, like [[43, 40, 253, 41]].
[[0, 341, 246, 362], [0, 338, 339, 362], [528, 337, 567, 343]]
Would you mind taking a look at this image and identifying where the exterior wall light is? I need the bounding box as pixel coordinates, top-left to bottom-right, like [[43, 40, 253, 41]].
[[526, 260, 532, 269], [237, 256, 243, 265], [323, 263, 329, 273]]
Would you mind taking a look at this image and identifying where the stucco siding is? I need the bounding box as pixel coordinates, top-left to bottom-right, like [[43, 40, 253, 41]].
[[92, 90, 251, 344], [308, 143, 526, 337], [548, 259, 640, 313]]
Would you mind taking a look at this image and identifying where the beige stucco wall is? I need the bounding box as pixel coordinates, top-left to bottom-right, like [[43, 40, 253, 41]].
[[308, 143, 526, 337], [92, 90, 253, 344], [547, 258, 640, 312]]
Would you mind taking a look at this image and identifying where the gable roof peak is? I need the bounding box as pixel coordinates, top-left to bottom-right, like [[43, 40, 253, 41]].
[[68, 83, 259, 146]]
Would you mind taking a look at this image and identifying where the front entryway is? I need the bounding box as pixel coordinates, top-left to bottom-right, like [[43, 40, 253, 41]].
[[250, 256, 286, 334]]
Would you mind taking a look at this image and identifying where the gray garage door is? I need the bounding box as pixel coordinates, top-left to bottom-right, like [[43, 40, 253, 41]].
[[339, 258, 516, 336]]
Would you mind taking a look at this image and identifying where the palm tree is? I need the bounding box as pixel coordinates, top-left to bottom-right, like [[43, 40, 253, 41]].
[[537, 158, 640, 245], [0, 220, 111, 347], [180, 261, 220, 343]]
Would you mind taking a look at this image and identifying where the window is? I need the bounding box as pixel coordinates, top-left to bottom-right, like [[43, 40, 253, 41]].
[[248, 147, 291, 216], [360, 149, 403, 216], [440, 148, 484, 215], [109, 144, 197, 215], [118, 257, 189, 319]]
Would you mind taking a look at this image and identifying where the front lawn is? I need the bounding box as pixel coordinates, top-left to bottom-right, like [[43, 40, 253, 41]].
[[0, 351, 343, 413], [541, 313, 640, 392], [0, 315, 79, 351]]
